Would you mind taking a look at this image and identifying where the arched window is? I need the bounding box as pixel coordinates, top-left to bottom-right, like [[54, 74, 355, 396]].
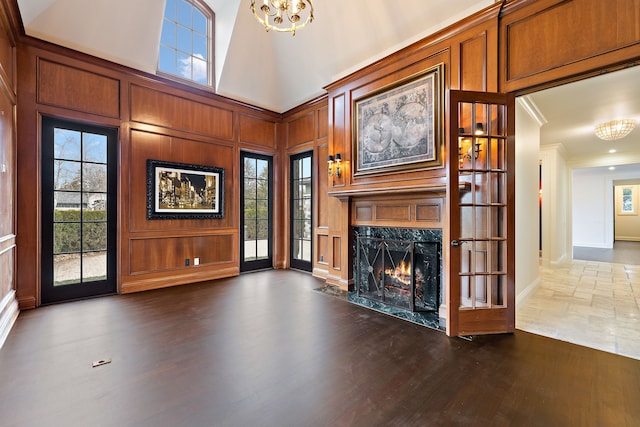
[[158, 0, 214, 88]]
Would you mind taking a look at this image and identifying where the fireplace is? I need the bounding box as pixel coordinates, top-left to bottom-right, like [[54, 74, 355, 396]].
[[351, 227, 442, 329]]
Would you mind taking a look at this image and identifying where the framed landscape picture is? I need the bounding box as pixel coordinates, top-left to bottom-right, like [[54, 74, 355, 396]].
[[146, 159, 224, 219], [616, 185, 638, 216], [353, 63, 444, 176]]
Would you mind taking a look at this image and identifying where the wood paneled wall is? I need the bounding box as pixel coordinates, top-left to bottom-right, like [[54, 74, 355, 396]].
[[500, 0, 640, 93], [15, 39, 280, 306], [323, 4, 502, 289], [0, 0, 17, 344], [4, 0, 640, 309], [351, 196, 443, 228], [280, 97, 329, 274], [315, 0, 640, 290]]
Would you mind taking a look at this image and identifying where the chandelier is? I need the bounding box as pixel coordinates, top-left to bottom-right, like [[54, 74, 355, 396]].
[[250, 1, 314, 36], [594, 119, 636, 141]]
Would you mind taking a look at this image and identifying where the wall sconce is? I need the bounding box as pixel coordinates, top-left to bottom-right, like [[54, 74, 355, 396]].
[[458, 127, 482, 166], [327, 153, 341, 178]]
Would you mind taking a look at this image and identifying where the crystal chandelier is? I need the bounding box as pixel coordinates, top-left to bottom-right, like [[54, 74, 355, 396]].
[[250, 1, 314, 36], [594, 119, 636, 141]]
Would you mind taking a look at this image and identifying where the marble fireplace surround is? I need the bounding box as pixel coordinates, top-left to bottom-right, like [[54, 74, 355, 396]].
[[350, 226, 444, 330]]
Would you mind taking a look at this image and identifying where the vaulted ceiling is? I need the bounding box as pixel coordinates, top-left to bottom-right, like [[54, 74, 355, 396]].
[[16, 0, 495, 112], [14, 0, 640, 167]]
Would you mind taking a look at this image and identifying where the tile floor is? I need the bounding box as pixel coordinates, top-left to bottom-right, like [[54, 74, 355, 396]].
[[517, 260, 640, 360]]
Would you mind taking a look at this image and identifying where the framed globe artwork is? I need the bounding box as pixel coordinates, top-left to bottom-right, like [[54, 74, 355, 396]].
[[353, 63, 444, 176]]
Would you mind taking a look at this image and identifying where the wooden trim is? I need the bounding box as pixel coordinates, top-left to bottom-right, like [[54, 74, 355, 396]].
[[329, 182, 469, 198], [282, 93, 328, 117], [0, 290, 18, 348], [17, 296, 35, 310], [121, 266, 240, 294], [0, 0, 16, 99], [0, 0, 23, 40], [0, 234, 15, 246]]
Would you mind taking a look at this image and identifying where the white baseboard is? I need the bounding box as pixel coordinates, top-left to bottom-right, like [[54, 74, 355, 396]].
[[0, 290, 19, 349], [516, 277, 541, 307], [550, 253, 567, 266], [573, 242, 612, 249]]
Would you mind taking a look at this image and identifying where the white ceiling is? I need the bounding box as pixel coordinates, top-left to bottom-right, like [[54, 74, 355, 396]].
[[15, 0, 640, 168], [16, 0, 495, 112], [527, 65, 640, 167]]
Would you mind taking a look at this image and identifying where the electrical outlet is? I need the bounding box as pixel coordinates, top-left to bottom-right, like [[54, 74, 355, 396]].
[[185, 258, 190, 266], [194, 257, 200, 266]]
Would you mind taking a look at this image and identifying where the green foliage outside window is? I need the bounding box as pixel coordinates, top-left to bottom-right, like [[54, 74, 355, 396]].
[[54, 210, 107, 254]]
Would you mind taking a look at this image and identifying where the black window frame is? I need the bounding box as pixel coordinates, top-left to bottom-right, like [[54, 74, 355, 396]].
[[240, 151, 273, 272], [41, 117, 118, 304], [289, 151, 313, 272]]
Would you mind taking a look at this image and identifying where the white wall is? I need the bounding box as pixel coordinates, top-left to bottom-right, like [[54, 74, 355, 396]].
[[572, 168, 611, 247], [572, 166, 640, 248], [540, 144, 569, 265], [515, 100, 542, 303], [614, 183, 640, 241]]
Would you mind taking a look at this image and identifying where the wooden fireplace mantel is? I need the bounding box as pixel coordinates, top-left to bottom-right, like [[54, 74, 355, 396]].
[[328, 182, 470, 200]]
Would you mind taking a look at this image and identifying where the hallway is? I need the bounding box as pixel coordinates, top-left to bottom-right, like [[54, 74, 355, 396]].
[[517, 258, 640, 360], [573, 241, 640, 265]]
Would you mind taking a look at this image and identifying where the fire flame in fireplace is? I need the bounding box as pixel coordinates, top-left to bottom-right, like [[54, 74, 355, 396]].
[[385, 260, 412, 286]]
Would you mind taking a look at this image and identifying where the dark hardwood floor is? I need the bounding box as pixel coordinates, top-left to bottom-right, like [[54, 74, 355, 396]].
[[1, 270, 639, 426]]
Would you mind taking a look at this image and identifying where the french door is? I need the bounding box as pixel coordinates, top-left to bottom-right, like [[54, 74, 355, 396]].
[[41, 117, 118, 304], [447, 91, 515, 336], [290, 151, 313, 272], [240, 152, 273, 272]]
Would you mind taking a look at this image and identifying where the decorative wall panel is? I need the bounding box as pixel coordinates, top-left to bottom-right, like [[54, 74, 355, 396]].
[[239, 113, 276, 147], [128, 129, 235, 232], [286, 111, 314, 147], [0, 23, 13, 91], [375, 205, 412, 222], [460, 31, 488, 91], [130, 84, 234, 140], [316, 234, 328, 265], [129, 234, 235, 274], [501, 0, 640, 91], [416, 201, 442, 222], [332, 236, 341, 269], [38, 59, 120, 118]]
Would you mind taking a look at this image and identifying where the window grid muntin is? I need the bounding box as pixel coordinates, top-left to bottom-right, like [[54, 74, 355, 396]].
[[159, 0, 212, 87], [52, 128, 109, 284]]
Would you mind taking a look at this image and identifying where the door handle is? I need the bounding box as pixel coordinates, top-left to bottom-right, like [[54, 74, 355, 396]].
[[451, 240, 461, 247]]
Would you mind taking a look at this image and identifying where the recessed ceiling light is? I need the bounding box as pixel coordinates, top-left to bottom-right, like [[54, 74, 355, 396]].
[[608, 149, 617, 153], [609, 166, 616, 170]]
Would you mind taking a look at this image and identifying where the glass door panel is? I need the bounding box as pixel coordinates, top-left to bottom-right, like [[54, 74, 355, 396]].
[[42, 118, 117, 303], [290, 152, 313, 271], [448, 91, 515, 336], [241, 152, 273, 271]]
